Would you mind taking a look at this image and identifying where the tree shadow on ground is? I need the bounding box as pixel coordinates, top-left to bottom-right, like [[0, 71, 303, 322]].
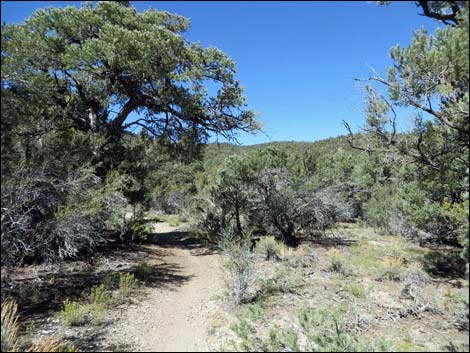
[[301, 235, 357, 248], [145, 230, 220, 256], [421, 249, 467, 280], [4, 243, 193, 325]]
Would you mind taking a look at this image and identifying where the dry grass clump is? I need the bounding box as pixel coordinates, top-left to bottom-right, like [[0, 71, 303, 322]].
[[375, 256, 405, 281], [1, 299, 19, 352]]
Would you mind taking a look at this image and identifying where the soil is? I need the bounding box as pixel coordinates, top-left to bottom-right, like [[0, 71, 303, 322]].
[[103, 221, 223, 352]]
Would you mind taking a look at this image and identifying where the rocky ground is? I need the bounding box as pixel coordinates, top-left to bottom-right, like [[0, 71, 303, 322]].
[[2, 222, 469, 352]]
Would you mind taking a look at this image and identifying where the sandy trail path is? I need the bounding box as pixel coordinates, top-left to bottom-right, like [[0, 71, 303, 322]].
[[107, 222, 222, 352]]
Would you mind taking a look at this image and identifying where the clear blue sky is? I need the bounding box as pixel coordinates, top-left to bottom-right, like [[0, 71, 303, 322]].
[[1, 1, 441, 145]]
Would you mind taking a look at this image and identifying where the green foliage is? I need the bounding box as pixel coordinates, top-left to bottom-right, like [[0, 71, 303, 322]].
[[259, 264, 302, 296], [102, 273, 116, 291], [2, 2, 258, 142], [326, 249, 353, 277], [1, 0, 257, 267], [158, 215, 182, 227], [118, 273, 138, 299], [235, 302, 264, 322], [299, 307, 391, 352], [133, 263, 154, 284], [345, 1, 469, 249], [60, 300, 88, 327], [126, 218, 154, 242], [231, 306, 391, 352], [220, 231, 256, 305], [191, 148, 343, 244], [256, 236, 282, 261], [89, 284, 113, 309], [230, 319, 262, 351], [347, 283, 367, 298], [374, 256, 405, 282], [267, 326, 300, 352]]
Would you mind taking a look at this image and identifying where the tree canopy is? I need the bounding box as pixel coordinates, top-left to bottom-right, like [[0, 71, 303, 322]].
[[1, 1, 259, 143]]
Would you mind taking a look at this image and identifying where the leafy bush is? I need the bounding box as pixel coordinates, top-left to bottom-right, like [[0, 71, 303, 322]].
[[268, 326, 300, 352], [445, 290, 469, 331], [235, 302, 264, 322], [230, 319, 262, 351], [60, 300, 88, 327], [190, 150, 343, 245]]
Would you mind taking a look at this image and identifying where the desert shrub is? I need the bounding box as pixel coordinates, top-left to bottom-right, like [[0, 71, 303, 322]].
[[399, 284, 440, 318], [256, 236, 282, 261], [259, 264, 303, 296], [231, 320, 300, 352], [422, 251, 467, 277], [1, 299, 19, 352], [267, 326, 300, 352], [190, 150, 343, 245], [118, 273, 138, 299], [133, 263, 154, 284], [374, 256, 405, 281], [235, 302, 264, 322], [402, 265, 432, 286], [326, 249, 352, 277], [102, 273, 116, 291], [231, 306, 391, 352], [230, 319, 263, 351], [125, 218, 153, 242], [158, 214, 182, 227], [60, 300, 88, 327], [347, 283, 367, 298], [89, 284, 113, 308], [299, 307, 391, 352], [220, 231, 256, 305], [445, 290, 469, 331], [1, 168, 128, 266], [279, 244, 314, 268], [89, 304, 107, 326]]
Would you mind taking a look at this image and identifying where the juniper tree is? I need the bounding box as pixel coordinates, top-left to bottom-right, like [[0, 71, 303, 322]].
[[1, 1, 258, 150], [344, 1, 469, 247]]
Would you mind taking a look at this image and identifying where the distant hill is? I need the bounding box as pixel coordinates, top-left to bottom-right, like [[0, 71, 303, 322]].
[[202, 135, 354, 169]]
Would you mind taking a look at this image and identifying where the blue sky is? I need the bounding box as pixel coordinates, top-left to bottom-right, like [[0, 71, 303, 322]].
[[1, 1, 441, 145]]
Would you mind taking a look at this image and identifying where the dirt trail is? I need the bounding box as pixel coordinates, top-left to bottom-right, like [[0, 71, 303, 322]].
[[107, 222, 222, 352]]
